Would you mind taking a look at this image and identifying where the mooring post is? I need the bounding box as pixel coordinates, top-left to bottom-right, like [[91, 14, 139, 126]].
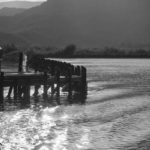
[[0, 72, 4, 102], [18, 52, 23, 73], [43, 72, 48, 98]]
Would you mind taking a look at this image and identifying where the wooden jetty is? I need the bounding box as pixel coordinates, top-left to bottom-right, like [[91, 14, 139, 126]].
[[0, 53, 87, 105]]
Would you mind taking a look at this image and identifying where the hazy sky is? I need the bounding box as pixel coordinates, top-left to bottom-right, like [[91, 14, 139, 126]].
[[0, 0, 46, 2]]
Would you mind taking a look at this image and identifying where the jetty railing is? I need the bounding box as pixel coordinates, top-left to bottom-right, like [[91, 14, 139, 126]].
[[0, 53, 87, 107]]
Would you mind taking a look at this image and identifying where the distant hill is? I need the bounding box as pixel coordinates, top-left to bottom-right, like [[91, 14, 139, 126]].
[[0, 7, 25, 16], [0, 1, 43, 9], [0, 0, 150, 48]]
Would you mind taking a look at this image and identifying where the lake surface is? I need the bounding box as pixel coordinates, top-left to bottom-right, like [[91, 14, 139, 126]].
[[1, 59, 150, 150]]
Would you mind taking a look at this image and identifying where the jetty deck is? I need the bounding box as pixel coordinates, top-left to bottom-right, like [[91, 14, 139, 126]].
[[2, 72, 81, 86]]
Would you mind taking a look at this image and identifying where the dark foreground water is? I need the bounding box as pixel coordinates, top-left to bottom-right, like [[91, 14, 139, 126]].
[[1, 59, 150, 150]]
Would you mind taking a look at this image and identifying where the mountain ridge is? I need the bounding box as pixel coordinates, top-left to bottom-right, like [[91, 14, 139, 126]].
[[0, 1, 43, 9], [0, 0, 150, 48]]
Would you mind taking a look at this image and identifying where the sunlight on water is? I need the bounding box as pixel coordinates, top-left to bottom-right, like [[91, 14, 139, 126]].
[[1, 59, 150, 150]]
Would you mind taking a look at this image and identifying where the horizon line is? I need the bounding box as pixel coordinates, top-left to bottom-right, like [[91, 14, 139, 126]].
[[0, 0, 46, 2]]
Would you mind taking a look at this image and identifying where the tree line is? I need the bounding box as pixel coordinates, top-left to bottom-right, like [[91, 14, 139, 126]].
[[1, 43, 150, 61]]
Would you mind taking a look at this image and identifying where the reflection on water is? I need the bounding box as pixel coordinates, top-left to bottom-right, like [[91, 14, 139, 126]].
[[1, 59, 150, 150], [0, 89, 87, 111]]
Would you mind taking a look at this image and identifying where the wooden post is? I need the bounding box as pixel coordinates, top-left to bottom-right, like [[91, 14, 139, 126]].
[[51, 82, 54, 95], [34, 85, 40, 97], [7, 86, 13, 98], [81, 66, 87, 93], [23, 54, 28, 72], [18, 85, 25, 98], [68, 68, 72, 95], [77, 66, 81, 76], [67, 68, 72, 103], [0, 72, 4, 102], [43, 72, 48, 99], [14, 81, 18, 100], [56, 71, 60, 97], [24, 85, 30, 101], [18, 52, 23, 73], [0, 47, 3, 73], [75, 66, 81, 76], [71, 65, 74, 75]]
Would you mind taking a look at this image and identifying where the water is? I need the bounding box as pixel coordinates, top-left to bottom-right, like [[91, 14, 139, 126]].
[[1, 59, 150, 150]]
